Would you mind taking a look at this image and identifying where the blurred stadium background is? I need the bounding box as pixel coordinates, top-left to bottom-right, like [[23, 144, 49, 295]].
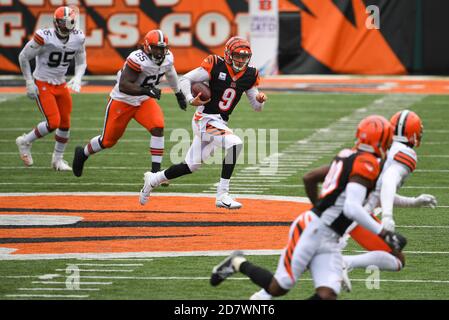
[[1, 0, 449, 300]]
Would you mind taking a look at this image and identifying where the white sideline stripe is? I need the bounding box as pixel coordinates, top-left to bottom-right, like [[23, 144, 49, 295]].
[[71, 263, 143, 267], [32, 281, 112, 285], [54, 269, 134, 272], [2, 248, 449, 261], [4, 294, 89, 298], [18, 276, 449, 285], [3, 182, 449, 189], [18, 288, 99, 291]]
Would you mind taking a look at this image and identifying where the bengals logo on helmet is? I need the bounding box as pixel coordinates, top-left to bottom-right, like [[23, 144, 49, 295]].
[[355, 115, 393, 160], [224, 36, 252, 73], [390, 110, 423, 148]]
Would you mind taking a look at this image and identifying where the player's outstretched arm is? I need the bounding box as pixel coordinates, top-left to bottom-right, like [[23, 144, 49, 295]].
[[246, 87, 267, 112], [118, 65, 161, 99], [67, 43, 87, 93], [18, 39, 42, 99], [302, 165, 330, 205]]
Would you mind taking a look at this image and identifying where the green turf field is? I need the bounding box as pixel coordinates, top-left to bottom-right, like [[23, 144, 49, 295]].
[[0, 92, 448, 299]]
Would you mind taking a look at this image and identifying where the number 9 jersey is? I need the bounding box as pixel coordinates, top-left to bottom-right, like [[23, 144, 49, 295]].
[[200, 55, 260, 121], [32, 28, 85, 85]]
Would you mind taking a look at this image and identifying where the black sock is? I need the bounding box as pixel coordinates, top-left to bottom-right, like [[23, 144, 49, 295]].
[[221, 144, 242, 179], [239, 261, 273, 292], [151, 162, 161, 173], [164, 163, 192, 180]]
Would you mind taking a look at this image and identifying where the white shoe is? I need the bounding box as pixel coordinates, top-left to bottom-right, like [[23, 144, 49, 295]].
[[341, 260, 352, 293], [16, 134, 33, 166], [51, 155, 72, 171], [216, 193, 242, 210], [249, 289, 273, 300], [139, 171, 158, 205]]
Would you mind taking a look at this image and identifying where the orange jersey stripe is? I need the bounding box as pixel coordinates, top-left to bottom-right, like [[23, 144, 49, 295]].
[[33, 33, 44, 45], [394, 151, 416, 172], [126, 59, 141, 72]]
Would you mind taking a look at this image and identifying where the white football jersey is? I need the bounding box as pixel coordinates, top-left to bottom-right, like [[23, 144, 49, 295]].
[[376, 141, 417, 191], [32, 28, 85, 85], [110, 49, 175, 106]]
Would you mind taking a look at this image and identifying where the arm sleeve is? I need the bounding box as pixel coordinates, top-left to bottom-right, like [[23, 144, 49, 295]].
[[394, 194, 418, 207], [343, 182, 383, 235], [165, 65, 180, 93], [380, 162, 409, 219], [18, 39, 42, 82], [246, 87, 264, 112], [73, 42, 87, 81], [179, 67, 210, 103]]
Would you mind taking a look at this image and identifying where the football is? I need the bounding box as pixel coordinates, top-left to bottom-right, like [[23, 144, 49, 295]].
[[191, 82, 211, 101]]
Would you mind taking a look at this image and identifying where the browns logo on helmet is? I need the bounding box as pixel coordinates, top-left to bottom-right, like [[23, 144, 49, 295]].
[[224, 36, 252, 73], [355, 115, 393, 160], [53, 6, 77, 38], [390, 110, 423, 148], [142, 30, 169, 65]]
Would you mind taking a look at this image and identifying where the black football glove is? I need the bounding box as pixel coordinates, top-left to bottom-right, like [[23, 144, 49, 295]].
[[381, 230, 407, 252], [175, 91, 187, 111], [143, 87, 161, 100]]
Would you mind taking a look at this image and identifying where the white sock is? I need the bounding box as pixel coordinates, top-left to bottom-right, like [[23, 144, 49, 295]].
[[84, 135, 103, 157], [217, 178, 230, 194], [153, 171, 169, 186], [150, 136, 164, 164], [344, 251, 402, 271], [53, 129, 70, 158], [24, 121, 49, 143], [232, 256, 247, 271]]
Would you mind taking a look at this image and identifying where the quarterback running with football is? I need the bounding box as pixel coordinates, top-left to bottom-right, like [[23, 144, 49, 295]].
[[209, 115, 407, 300], [72, 29, 186, 177], [16, 6, 86, 171], [139, 36, 267, 209]]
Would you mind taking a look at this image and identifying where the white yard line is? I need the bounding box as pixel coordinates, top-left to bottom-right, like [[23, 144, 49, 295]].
[[32, 281, 112, 285], [71, 263, 143, 267], [54, 268, 135, 273], [18, 287, 99, 291], [4, 294, 89, 298]]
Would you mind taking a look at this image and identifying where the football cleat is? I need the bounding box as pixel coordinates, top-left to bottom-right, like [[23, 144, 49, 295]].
[[16, 134, 33, 166], [249, 289, 273, 300], [341, 260, 352, 293], [216, 193, 242, 210], [210, 250, 244, 286], [51, 155, 72, 171], [72, 146, 88, 177], [139, 171, 157, 205]]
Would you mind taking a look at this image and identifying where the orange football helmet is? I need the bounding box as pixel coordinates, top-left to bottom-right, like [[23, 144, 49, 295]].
[[224, 36, 252, 72], [142, 30, 168, 65], [390, 110, 423, 148], [355, 115, 393, 159], [53, 6, 77, 38]]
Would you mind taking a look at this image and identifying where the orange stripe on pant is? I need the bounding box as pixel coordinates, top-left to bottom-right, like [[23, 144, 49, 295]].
[[34, 80, 72, 130], [100, 98, 164, 148], [349, 215, 392, 252], [283, 218, 305, 281]]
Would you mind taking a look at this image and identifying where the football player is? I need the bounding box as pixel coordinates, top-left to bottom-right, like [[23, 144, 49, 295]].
[[16, 6, 86, 171], [340, 110, 437, 283], [209, 115, 407, 300], [72, 29, 186, 177], [139, 36, 267, 209]]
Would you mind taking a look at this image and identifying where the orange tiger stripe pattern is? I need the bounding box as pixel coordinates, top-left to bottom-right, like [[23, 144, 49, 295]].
[[283, 220, 303, 280]]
